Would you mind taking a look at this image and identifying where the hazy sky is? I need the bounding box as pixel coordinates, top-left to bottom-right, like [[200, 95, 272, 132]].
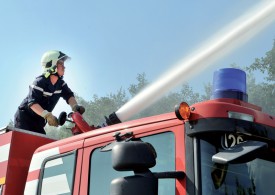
[[1, 0, 274, 127]]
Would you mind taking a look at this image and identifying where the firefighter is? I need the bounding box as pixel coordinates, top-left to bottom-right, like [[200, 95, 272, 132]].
[[14, 50, 85, 134]]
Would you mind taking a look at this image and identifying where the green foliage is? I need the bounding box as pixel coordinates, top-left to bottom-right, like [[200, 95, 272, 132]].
[[45, 124, 73, 140], [246, 40, 275, 82], [246, 74, 275, 115], [201, 82, 212, 100], [75, 73, 210, 122], [128, 72, 149, 97], [45, 125, 60, 139], [83, 88, 128, 125], [245, 40, 275, 115], [132, 83, 209, 120]]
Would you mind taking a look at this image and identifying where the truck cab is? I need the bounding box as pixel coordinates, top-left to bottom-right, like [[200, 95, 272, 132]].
[[20, 111, 184, 195]]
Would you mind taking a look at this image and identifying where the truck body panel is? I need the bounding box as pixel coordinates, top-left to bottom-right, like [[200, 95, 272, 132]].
[[0, 127, 54, 195]]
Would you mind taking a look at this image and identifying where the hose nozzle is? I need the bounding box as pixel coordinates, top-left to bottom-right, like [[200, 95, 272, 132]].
[[105, 112, 122, 126]]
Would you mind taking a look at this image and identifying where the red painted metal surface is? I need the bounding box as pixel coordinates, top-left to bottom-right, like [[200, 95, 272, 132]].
[[0, 128, 54, 195], [188, 98, 274, 126], [0, 132, 12, 185]]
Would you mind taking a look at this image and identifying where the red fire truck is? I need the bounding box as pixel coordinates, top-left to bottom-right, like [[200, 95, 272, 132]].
[[0, 68, 274, 195]]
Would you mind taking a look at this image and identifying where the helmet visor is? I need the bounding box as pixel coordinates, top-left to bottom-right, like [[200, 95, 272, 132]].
[[58, 52, 71, 62]]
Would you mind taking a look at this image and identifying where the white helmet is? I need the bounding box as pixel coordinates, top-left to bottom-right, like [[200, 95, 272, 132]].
[[41, 50, 70, 78]]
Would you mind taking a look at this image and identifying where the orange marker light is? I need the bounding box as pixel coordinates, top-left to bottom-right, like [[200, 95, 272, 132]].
[[175, 102, 191, 120]]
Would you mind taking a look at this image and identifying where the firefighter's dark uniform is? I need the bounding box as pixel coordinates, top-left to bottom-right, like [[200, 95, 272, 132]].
[[14, 75, 74, 134]]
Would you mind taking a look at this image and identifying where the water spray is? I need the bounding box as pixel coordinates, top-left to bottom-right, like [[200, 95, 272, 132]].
[[107, 1, 275, 124]]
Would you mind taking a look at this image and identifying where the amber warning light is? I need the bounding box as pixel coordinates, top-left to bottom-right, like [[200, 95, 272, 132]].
[[175, 102, 191, 120]]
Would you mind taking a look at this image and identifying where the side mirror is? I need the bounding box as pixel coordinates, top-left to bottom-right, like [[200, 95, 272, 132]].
[[110, 141, 157, 195], [110, 141, 185, 195], [112, 141, 156, 172]]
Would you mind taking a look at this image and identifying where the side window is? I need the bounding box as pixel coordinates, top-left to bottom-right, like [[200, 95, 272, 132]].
[[39, 151, 76, 195], [89, 132, 175, 195]]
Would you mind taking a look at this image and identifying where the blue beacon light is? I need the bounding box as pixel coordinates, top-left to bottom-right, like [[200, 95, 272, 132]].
[[211, 68, 248, 102]]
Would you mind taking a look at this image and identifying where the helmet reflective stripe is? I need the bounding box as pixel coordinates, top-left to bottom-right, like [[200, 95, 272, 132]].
[[41, 50, 70, 78], [44, 68, 56, 78]]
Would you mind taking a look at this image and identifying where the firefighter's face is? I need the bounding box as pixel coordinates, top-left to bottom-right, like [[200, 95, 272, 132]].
[[57, 60, 65, 76]]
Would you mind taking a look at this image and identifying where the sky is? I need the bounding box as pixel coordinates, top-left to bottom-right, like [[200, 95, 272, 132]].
[[0, 0, 275, 128]]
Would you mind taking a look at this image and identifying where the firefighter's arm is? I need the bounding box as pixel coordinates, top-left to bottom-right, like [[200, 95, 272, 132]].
[[30, 104, 58, 126], [68, 96, 85, 114]]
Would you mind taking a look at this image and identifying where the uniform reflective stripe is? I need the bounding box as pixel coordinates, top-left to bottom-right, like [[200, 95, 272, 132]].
[[0, 143, 10, 163], [31, 85, 62, 97], [62, 82, 67, 87], [24, 179, 38, 195], [30, 84, 44, 92], [43, 90, 62, 96], [43, 92, 52, 96], [41, 174, 70, 194], [29, 147, 60, 172]]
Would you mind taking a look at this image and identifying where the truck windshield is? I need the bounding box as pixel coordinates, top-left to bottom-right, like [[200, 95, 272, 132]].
[[199, 137, 275, 195]]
